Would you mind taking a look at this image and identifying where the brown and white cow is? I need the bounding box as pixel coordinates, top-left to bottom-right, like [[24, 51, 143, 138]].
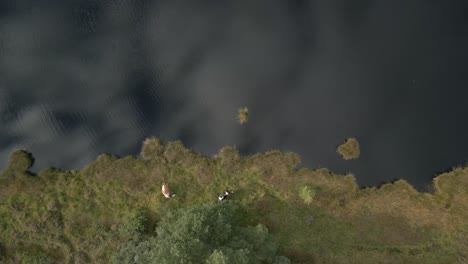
[[161, 183, 176, 198]]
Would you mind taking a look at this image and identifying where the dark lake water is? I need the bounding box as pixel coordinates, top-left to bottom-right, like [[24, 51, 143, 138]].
[[1, 1, 468, 190]]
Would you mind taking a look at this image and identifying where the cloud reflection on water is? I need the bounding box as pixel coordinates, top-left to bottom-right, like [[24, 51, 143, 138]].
[[1, 1, 468, 189]]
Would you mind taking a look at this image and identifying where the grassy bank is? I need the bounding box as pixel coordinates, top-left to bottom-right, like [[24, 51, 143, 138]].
[[0, 138, 467, 263]]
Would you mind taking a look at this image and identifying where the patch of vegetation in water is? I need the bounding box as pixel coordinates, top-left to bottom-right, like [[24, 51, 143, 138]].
[[0, 138, 467, 263], [337, 137, 360, 160], [237, 107, 249, 125]]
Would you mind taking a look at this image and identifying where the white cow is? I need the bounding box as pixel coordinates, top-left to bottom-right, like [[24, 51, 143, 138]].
[[218, 190, 234, 202]]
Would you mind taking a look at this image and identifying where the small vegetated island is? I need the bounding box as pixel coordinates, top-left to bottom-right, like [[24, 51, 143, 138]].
[[237, 107, 249, 125], [337, 137, 360, 160], [0, 138, 467, 263]]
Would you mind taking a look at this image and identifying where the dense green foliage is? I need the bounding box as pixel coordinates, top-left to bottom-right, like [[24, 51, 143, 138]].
[[0, 139, 467, 263], [112, 202, 288, 263]]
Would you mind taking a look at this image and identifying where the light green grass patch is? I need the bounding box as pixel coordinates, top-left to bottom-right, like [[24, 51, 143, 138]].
[[298, 185, 316, 205]]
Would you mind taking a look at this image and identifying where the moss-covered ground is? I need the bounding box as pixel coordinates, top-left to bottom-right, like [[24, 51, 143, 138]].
[[0, 138, 467, 263]]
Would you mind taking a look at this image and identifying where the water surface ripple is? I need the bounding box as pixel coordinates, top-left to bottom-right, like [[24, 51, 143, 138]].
[[1, 1, 468, 190]]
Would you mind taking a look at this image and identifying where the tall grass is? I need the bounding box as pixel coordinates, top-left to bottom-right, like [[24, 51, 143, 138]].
[[0, 138, 466, 263], [336, 137, 360, 160], [237, 107, 249, 125]]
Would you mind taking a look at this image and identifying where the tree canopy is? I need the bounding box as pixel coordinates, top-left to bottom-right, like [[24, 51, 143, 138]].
[[112, 202, 289, 264]]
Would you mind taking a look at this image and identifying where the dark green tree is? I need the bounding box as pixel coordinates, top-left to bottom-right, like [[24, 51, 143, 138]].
[[120, 207, 149, 239], [112, 202, 289, 264]]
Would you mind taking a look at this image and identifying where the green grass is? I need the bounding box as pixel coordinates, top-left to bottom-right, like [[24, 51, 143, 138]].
[[0, 138, 467, 263]]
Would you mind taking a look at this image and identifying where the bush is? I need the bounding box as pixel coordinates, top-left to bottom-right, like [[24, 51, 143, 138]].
[[140, 137, 164, 160], [112, 202, 289, 264], [0, 150, 35, 178], [121, 208, 149, 238], [215, 146, 241, 173], [299, 185, 316, 205], [205, 248, 253, 264], [163, 140, 189, 163]]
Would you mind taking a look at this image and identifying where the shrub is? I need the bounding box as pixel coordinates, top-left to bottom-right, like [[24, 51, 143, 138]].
[[121, 208, 149, 238], [205, 248, 252, 264], [299, 185, 316, 205], [140, 137, 164, 160], [215, 146, 240, 162], [0, 150, 35, 178], [112, 202, 289, 264], [215, 146, 241, 173], [163, 140, 189, 163]]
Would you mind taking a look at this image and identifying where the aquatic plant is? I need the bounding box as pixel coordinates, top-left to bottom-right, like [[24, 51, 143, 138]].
[[337, 137, 360, 160], [237, 107, 249, 125]]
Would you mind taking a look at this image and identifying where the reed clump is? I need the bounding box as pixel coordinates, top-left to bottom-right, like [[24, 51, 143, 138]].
[[337, 137, 360, 160], [237, 107, 249, 125]]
